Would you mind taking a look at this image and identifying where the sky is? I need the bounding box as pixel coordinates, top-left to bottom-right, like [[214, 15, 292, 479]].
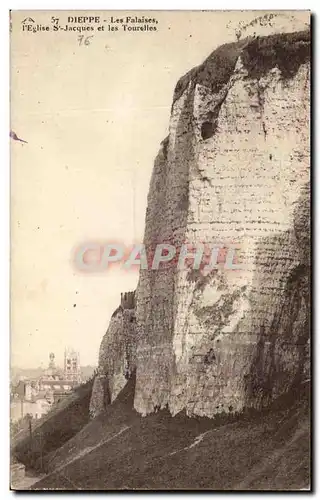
[[10, 10, 302, 369]]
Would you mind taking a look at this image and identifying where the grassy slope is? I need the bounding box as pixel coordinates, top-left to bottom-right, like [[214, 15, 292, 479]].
[[31, 378, 310, 491], [12, 380, 93, 472]]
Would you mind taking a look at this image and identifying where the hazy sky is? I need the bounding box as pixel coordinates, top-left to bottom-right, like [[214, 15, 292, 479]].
[[11, 10, 292, 368]]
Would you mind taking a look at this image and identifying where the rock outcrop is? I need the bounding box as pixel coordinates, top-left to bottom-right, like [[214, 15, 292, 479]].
[[97, 15, 310, 419], [90, 291, 136, 415], [89, 373, 110, 418]]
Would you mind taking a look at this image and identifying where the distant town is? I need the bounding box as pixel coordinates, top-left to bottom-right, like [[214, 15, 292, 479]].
[[10, 348, 96, 425]]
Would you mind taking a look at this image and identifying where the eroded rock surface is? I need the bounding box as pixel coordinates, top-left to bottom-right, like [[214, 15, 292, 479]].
[[90, 292, 136, 414], [97, 16, 310, 419]]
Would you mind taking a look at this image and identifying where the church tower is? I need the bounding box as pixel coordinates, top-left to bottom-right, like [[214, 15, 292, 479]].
[[64, 347, 81, 383], [48, 352, 56, 371]]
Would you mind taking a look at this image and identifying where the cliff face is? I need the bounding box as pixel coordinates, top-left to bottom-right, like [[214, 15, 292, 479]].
[[97, 20, 310, 419]]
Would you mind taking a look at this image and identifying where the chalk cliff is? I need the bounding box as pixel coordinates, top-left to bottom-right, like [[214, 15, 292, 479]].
[[93, 16, 310, 419], [90, 291, 136, 415]]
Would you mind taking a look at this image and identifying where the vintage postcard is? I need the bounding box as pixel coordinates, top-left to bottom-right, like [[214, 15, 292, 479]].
[[10, 10, 311, 491]]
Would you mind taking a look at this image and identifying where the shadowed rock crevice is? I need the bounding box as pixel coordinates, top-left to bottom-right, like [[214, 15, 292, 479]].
[[245, 185, 310, 409]]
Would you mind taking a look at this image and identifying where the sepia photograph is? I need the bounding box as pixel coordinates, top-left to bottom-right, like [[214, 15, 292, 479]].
[[9, 9, 311, 491]]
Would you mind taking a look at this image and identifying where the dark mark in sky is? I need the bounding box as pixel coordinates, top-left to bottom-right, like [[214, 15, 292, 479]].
[[10, 131, 28, 144]]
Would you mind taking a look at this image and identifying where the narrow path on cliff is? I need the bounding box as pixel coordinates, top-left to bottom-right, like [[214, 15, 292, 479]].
[[166, 431, 211, 457], [158, 419, 245, 460]]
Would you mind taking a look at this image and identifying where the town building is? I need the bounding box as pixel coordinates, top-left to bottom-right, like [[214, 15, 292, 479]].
[[10, 349, 82, 422]]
